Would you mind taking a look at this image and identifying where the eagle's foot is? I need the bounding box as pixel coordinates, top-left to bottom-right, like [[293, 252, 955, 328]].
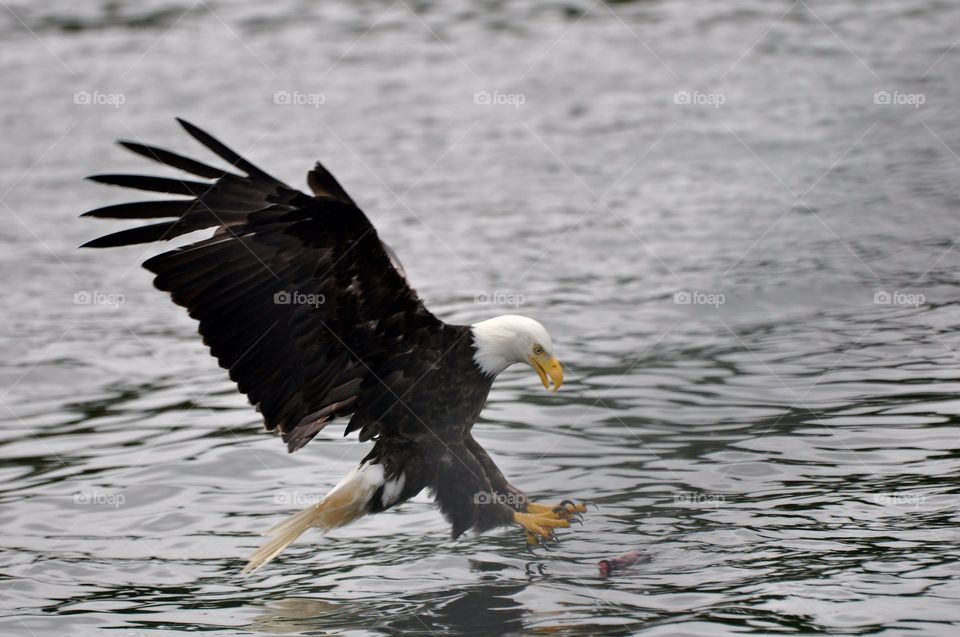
[[526, 499, 588, 521], [513, 511, 569, 546]]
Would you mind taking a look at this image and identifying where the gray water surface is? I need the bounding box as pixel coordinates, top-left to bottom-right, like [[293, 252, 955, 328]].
[[3, 1, 960, 635]]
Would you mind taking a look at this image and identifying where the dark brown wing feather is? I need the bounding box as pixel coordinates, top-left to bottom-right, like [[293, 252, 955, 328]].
[[82, 119, 451, 452]]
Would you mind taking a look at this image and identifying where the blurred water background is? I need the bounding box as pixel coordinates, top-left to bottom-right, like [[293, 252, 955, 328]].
[[2, 0, 960, 634]]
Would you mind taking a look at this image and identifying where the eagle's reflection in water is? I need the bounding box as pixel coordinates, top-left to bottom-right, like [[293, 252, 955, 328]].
[[250, 583, 526, 635]]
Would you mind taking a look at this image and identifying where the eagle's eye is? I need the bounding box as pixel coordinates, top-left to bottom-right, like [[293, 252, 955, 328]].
[[533, 345, 545, 356]]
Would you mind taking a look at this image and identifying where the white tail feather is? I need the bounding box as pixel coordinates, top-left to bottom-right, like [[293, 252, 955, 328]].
[[242, 463, 384, 574]]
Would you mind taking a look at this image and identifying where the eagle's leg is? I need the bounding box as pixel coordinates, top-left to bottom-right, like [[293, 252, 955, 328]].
[[464, 434, 533, 511], [455, 436, 578, 546], [464, 435, 587, 519], [462, 435, 585, 545]]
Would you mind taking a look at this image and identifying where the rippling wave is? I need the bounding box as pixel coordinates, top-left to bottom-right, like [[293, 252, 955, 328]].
[[2, 0, 960, 634]]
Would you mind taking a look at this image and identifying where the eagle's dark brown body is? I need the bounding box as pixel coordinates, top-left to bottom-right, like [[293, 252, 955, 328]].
[[358, 332, 517, 537]]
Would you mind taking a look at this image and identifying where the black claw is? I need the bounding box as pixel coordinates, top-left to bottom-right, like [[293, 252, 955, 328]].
[[554, 502, 586, 520], [568, 517, 583, 526]]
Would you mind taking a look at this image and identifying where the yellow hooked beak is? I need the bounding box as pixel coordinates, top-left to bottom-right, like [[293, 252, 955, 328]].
[[528, 354, 564, 391]]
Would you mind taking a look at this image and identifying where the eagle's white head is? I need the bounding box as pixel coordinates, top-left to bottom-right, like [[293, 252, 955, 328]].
[[470, 315, 564, 391]]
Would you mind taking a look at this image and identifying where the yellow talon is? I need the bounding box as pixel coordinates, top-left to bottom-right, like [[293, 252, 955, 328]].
[[514, 511, 570, 545]]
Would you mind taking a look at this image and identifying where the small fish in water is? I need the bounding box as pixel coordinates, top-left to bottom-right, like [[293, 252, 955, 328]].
[[598, 549, 649, 577]]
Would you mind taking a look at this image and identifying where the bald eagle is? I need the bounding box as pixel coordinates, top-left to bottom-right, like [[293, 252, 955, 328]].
[[82, 120, 585, 572]]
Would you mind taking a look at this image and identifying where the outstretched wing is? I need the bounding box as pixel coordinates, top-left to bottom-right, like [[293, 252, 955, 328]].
[[83, 119, 451, 452]]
